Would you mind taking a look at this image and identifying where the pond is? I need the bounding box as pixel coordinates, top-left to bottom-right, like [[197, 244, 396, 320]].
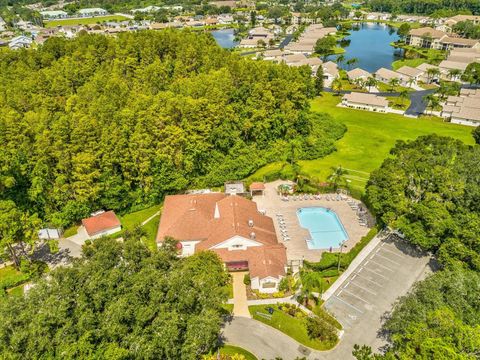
[[326, 22, 403, 73], [211, 28, 238, 49]]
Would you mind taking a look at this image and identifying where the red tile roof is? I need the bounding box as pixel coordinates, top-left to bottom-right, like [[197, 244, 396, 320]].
[[156, 193, 286, 279], [82, 211, 121, 236], [249, 182, 265, 191]]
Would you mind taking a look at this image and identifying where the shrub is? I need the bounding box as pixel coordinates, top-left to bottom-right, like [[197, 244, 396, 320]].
[[243, 274, 250, 285]]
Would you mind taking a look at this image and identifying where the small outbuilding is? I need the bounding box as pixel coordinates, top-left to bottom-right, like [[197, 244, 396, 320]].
[[82, 210, 122, 239], [249, 182, 266, 196], [225, 181, 246, 195]]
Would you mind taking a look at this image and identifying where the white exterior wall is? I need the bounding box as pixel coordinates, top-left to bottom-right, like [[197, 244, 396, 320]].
[[180, 240, 201, 256], [251, 275, 283, 293], [210, 235, 262, 251], [89, 226, 122, 239], [342, 100, 387, 112], [451, 117, 480, 126]]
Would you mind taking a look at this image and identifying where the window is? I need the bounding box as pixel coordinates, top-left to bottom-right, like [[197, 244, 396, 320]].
[[262, 282, 276, 288], [231, 244, 243, 249]]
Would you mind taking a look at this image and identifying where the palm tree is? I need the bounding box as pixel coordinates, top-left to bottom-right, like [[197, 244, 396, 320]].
[[335, 54, 345, 66], [331, 78, 343, 95], [345, 57, 358, 70], [448, 68, 462, 81], [424, 94, 440, 115], [426, 67, 441, 84], [328, 166, 348, 189], [407, 77, 415, 89], [399, 89, 409, 106], [388, 77, 400, 92], [365, 76, 377, 92]]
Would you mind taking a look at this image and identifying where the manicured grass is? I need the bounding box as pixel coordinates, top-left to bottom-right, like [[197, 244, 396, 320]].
[[7, 285, 24, 297], [220, 345, 257, 360], [44, 15, 129, 28], [0, 266, 30, 289], [386, 96, 411, 111], [249, 93, 474, 195], [249, 304, 338, 350], [392, 58, 426, 70], [376, 81, 413, 93], [141, 214, 160, 250], [119, 204, 162, 231]]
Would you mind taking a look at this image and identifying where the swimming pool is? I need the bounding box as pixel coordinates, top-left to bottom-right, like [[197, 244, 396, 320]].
[[297, 207, 348, 249]]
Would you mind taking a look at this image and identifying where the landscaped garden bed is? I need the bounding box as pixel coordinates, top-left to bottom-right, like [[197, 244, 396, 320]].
[[249, 303, 340, 350]]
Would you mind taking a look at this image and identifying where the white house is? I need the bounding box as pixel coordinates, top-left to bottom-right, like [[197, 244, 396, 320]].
[[77, 8, 108, 17], [342, 92, 389, 112], [9, 35, 33, 50], [40, 10, 68, 19]]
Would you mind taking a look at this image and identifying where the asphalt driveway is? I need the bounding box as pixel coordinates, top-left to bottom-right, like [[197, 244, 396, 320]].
[[222, 235, 432, 359]]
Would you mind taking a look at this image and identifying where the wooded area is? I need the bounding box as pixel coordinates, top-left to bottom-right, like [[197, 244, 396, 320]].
[[0, 30, 344, 230], [0, 234, 230, 359], [367, 0, 480, 15]]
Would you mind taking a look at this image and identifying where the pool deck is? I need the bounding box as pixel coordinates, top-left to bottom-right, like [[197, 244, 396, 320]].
[[252, 180, 371, 262]]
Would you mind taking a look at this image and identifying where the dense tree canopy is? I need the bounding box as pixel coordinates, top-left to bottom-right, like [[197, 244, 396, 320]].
[[0, 233, 230, 359], [367, 0, 480, 15], [0, 30, 345, 229], [366, 135, 480, 270]]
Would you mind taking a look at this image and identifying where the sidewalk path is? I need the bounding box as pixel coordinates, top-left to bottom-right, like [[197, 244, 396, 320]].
[[231, 272, 251, 318]]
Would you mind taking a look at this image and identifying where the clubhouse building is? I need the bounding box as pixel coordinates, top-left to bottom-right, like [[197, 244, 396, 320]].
[[156, 193, 287, 293]]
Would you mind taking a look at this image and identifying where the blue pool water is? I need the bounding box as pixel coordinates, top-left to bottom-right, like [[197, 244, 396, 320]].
[[297, 207, 348, 249]]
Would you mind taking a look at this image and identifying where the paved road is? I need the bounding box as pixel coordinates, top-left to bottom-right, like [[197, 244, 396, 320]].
[[404, 89, 436, 116], [222, 235, 432, 360]]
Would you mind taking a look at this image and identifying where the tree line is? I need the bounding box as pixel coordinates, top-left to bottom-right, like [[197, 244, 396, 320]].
[[0, 30, 344, 233], [366, 0, 480, 15], [355, 134, 480, 359]]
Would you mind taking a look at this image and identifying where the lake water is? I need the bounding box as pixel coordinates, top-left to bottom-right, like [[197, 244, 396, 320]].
[[326, 23, 403, 73], [211, 28, 238, 49]]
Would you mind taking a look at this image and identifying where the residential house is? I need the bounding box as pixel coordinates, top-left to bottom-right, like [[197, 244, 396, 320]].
[[40, 10, 68, 19], [9, 35, 32, 50], [239, 26, 275, 48], [441, 89, 480, 126], [375, 67, 408, 86], [77, 8, 108, 17], [342, 92, 389, 112], [283, 24, 336, 55], [407, 27, 480, 50], [395, 65, 424, 85], [346, 68, 372, 82], [322, 61, 339, 85], [416, 63, 442, 82], [156, 193, 288, 293], [81, 210, 122, 239]]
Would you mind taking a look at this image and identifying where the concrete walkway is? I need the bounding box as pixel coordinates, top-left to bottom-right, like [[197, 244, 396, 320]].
[[231, 272, 251, 318]]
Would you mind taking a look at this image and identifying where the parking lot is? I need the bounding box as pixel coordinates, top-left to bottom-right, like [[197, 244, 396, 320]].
[[323, 235, 432, 358]]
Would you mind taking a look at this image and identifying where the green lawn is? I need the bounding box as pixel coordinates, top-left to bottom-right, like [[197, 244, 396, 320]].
[[249, 304, 338, 350], [376, 81, 413, 93], [249, 93, 474, 195], [220, 345, 257, 360], [0, 266, 30, 290], [44, 15, 129, 28], [119, 204, 162, 231], [392, 58, 426, 70], [386, 96, 411, 111]]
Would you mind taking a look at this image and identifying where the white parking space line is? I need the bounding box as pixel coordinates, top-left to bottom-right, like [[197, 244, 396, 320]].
[[348, 281, 377, 295], [342, 288, 370, 305], [332, 295, 364, 314], [369, 260, 394, 272], [362, 266, 388, 279], [379, 247, 404, 258], [354, 272, 383, 287], [375, 253, 401, 266]]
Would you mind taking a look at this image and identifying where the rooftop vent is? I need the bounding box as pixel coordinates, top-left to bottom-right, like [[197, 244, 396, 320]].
[[248, 219, 254, 227], [250, 232, 256, 240]]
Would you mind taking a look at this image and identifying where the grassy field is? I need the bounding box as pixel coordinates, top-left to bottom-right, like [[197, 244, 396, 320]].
[[63, 204, 162, 249], [392, 57, 426, 70], [45, 15, 129, 27], [249, 304, 338, 350], [249, 93, 474, 195], [220, 345, 257, 360], [386, 96, 411, 110], [0, 266, 30, 292], [376, 81, 413, 93]]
